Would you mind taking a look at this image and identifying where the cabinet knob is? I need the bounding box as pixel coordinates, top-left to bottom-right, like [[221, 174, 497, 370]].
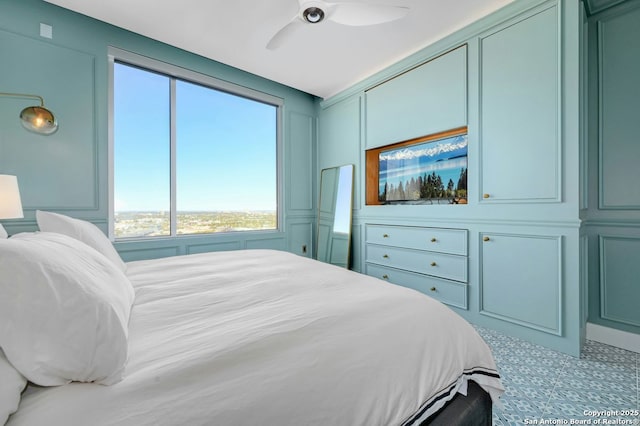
[[383, 254, 389, 259], [383, 233, 389, 238], [430, 287, 437, 292], [430, 261, 437, 267], [483, 236, 490, 242], [430, 237, 437, 243], [483, 193, 490, 199], [382, 274, 389, 279]]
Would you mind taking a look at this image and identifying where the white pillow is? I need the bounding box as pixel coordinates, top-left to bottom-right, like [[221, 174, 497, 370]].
[[36, 210, 126, 272], [0, 223, 7, 239], [0, 348, 26, 424], [0, 232, 134, 386]]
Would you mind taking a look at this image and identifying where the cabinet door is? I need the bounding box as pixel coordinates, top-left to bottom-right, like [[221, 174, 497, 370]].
[[480, 232, 562, 334], [365, 46, 467, 149], [598, 6, 640, 209], [479, 6, 560, 202], [599, 236, 640, 327]]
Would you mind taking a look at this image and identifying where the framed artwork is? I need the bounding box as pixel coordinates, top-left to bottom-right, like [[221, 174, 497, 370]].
[[366, 127, 467, 205]]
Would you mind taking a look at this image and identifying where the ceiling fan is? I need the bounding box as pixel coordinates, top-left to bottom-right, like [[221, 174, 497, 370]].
[[267, 0, 409, 50]]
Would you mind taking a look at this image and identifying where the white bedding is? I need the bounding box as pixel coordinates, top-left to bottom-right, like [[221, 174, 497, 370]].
[[8, 249, 503, 426]]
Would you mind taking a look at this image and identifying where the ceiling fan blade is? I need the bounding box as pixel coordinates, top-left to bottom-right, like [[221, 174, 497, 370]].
[[267, 17, 304, 50], [328, 2, 409, 26]]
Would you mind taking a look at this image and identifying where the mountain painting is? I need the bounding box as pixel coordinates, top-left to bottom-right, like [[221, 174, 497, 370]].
[[378, 134, 467, 204]]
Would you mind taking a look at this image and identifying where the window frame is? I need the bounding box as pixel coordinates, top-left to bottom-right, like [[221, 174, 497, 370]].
[[107, 47, 284, 240]]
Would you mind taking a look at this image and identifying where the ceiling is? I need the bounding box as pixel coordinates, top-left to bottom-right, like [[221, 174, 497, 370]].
[[43, 0, 513, 99]]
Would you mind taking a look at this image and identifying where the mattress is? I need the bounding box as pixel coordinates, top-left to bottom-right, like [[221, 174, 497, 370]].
[[8, 249, 503, 426]]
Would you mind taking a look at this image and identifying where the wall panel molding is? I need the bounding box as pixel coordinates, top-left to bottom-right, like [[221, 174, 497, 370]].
[[245, 237, 285, 250], [0, 29, 99, 211], [287, 222, 313, 257], [596, 5, 640, 210], [598, 235, 640, 327], [118, 246, 180, 262], [186, 241, 242, 255], [287, 111, 315, 212]]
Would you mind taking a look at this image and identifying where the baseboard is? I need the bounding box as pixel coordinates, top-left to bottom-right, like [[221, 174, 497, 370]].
[[586, 323, 640, 353]]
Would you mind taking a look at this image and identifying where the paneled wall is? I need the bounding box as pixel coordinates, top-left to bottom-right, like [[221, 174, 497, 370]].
[[0, 31, 97, 211], [317, 0, 585, 355], [584, 0, 640, 337], [0, 0, 317, 260]]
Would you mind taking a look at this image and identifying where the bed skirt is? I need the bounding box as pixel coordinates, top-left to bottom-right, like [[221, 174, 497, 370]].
[[421, 381, 492, 425]]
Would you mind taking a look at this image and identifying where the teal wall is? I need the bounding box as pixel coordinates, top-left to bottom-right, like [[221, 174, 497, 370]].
[[584, 0, 640, 334], [316, 0, 587, 355], [3, 0, 637, 352], [0, 0, 317, 260]]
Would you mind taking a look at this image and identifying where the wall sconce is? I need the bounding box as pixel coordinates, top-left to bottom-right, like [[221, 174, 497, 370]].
[[0, 92, 58, 135], [0, 175, 24, 220]]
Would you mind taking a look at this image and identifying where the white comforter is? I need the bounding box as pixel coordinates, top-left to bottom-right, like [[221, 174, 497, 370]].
[[9, 249, 503, 426]]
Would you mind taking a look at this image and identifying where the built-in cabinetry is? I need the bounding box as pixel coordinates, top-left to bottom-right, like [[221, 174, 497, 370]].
[[317, 0, 586, 356], [365, 224, 468, 309], [479, 5, 560, 203], [365, 45, 467, 149], [479, 232, 562, 335]]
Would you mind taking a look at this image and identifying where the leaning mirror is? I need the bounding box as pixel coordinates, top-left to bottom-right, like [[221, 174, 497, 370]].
[[316, 164, 354, 268]]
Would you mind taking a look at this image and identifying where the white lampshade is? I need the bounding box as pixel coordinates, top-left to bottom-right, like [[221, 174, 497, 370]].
[[0, 175, 24, 219]]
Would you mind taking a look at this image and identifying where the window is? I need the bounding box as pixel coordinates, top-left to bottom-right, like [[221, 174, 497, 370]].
[[109, 50, 281, 239]]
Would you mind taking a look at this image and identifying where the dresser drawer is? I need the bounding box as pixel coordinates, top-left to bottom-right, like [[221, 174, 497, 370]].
[[366, 244, 467, 282], [366, 263, 468, 309], [366, 224, 467, 255]]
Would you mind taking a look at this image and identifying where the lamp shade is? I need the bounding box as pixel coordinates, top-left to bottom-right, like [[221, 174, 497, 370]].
[[20, 106, 58, 135], [0, 175, 24, 219], [0, 92, 59, 135]]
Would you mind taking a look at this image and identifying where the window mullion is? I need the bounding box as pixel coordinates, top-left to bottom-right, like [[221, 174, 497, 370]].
[[170, 78, 177, 236]]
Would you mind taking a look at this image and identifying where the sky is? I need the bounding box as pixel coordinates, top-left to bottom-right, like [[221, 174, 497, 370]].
[[114, 62, 277, 212]]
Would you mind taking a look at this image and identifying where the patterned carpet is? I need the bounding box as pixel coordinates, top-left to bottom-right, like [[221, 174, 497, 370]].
[[472, 325, 639, 425]]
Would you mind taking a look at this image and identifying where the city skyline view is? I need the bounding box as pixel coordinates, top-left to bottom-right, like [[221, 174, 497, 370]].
[[114, 210, 277, 238]]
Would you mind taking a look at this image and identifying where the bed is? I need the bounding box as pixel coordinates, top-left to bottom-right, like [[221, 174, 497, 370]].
[[0, 214, 503, 426]]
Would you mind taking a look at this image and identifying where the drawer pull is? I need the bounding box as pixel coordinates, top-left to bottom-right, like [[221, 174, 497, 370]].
[[430, 261, 437, 267], [382, 274, 389, 279], [483, 236, 490, 242], [483, 193, 490, 199], [383, 254, 389, 259], [430, 287, 437, 292], [383, 234, 389, 238], [430, 238, 437, 243]]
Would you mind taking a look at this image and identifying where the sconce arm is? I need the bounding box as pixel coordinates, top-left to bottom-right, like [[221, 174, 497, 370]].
[[0, 92, 45, 107]]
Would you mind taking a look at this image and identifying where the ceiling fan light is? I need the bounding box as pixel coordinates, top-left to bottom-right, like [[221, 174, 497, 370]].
[[303, 7, 325, 24], [19, 105, 58, 135]]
